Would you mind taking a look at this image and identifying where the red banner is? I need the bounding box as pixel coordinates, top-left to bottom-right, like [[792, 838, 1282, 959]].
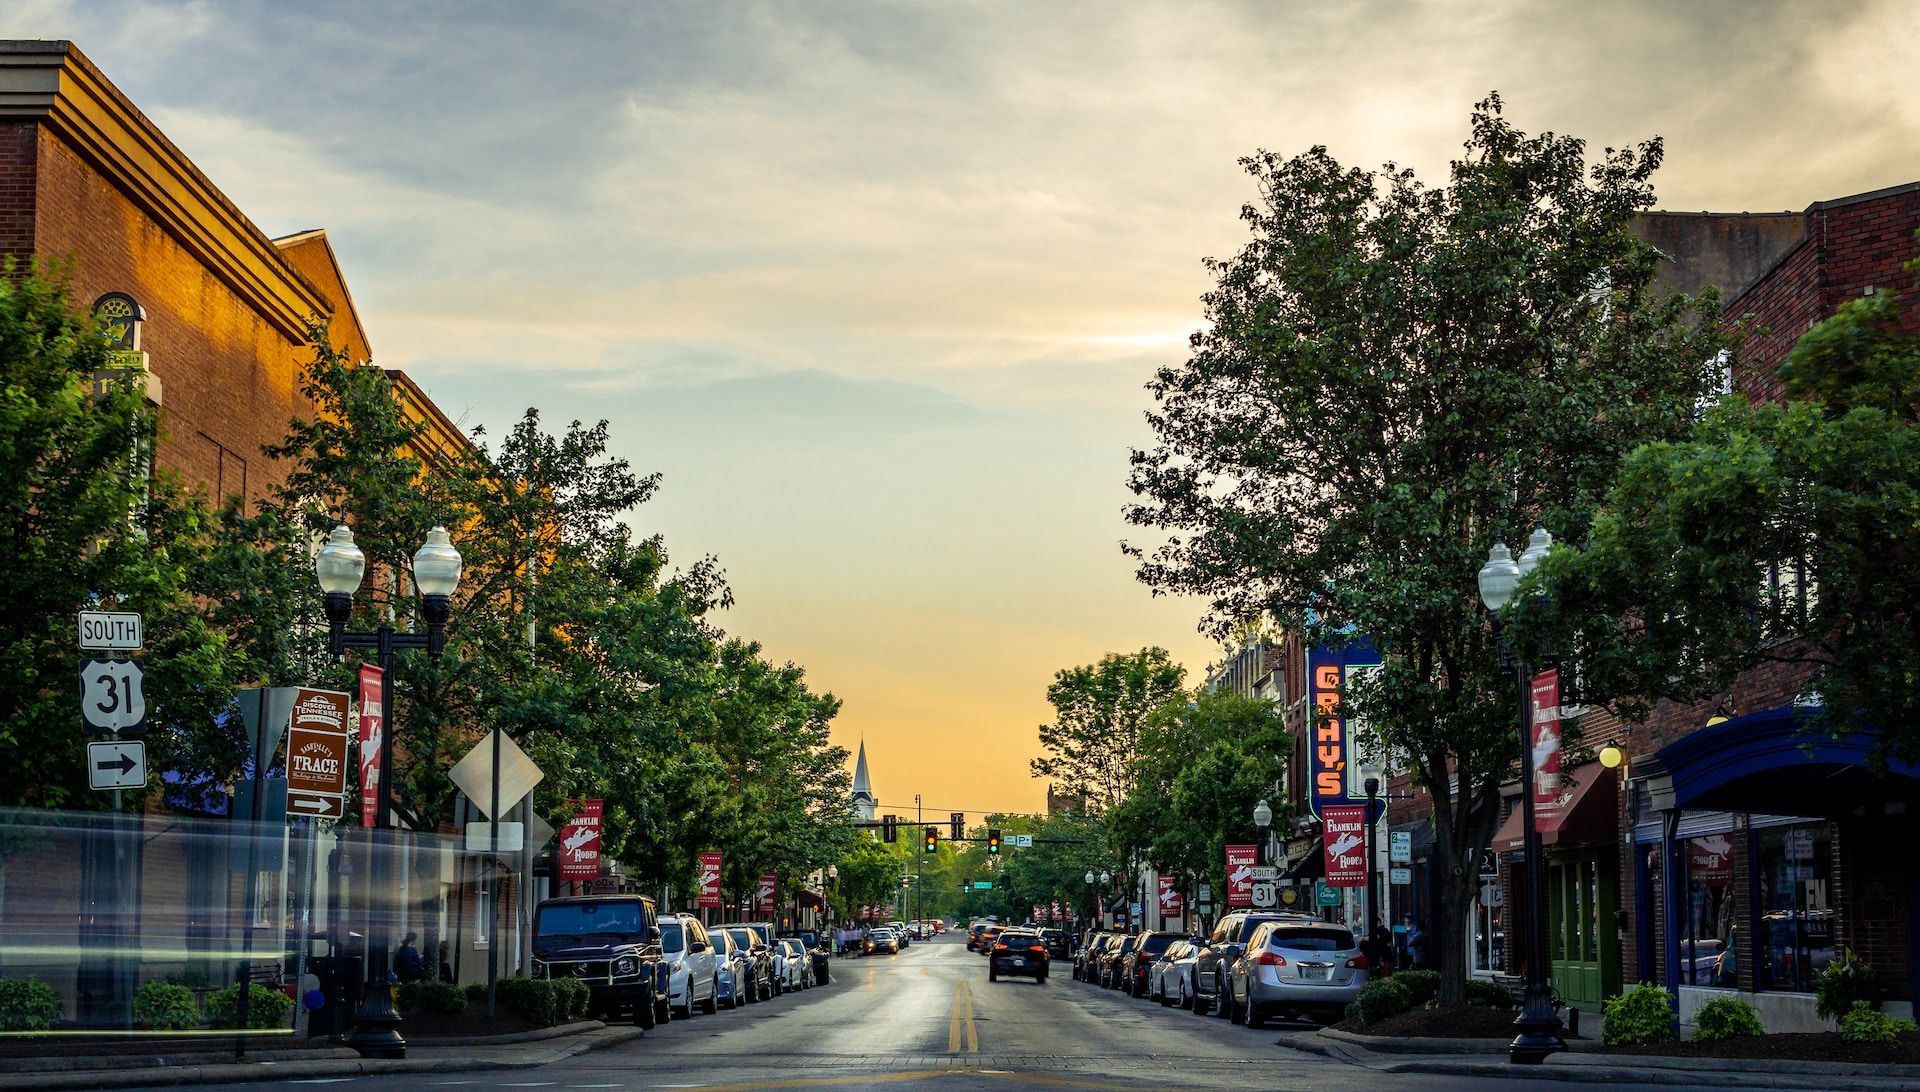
[[697, 851, 723, 908], [1157, 874, 1183, 918], [1531, 669, 1563, 812], [1688, 835, 1734, 887], [755, 872, 777, 917], [558, 799, 603, 881], [1323, 803, 1367, 888], [356, 665, 383, 828], [1225, 845, 1257, 907]]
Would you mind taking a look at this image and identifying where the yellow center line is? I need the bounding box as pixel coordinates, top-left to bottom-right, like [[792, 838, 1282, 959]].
[[946, 976, 978, 1053]]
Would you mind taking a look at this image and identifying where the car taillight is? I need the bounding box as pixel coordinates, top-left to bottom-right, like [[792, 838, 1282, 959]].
[[1028, 945, 1046, 953], [993, 943, 1008, 951], [1345, 954, 1368, 969], [1255, 951, 1288, 967]]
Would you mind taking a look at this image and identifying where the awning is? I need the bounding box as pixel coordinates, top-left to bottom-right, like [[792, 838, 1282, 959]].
[[1281, 837, 1324, 881], [795, 890, 827, 911], [1645, 705, 1920, 818], [1493, 759, 1618, 853]]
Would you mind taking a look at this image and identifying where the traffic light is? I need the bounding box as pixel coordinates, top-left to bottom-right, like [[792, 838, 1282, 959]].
[[950, 812, 964, 842], [987, 828, 1002, 855], [924, 826, 939, 854], [882, 814, 897, 843]]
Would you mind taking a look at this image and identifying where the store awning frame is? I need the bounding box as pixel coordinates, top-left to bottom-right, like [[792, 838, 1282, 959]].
[[1492, 759, 1619, 853]]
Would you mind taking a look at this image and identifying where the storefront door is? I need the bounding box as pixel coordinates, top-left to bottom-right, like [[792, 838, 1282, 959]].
[[1547, 850, 1619, 1012]]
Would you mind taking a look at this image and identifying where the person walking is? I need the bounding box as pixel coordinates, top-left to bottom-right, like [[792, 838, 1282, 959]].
[[1368, 920, 1395, 978], [394, 932, 426, 983], [1407, 918, 1429, 971]]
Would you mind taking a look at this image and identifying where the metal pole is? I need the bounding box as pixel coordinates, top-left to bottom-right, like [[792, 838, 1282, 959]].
[[1508, 650, 1566, 1064], [235, 689, 267, 1060], [348, 638, 405, 1058], [487, 723, 502, 1017], [1364, 781, 1380, 977]]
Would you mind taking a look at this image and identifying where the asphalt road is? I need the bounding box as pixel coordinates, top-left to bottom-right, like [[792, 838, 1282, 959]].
[[130, 935, 1730, 1090]]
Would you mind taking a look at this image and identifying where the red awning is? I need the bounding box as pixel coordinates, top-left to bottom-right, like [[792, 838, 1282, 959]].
[[1493, 760, 1618, 853], [796, 890, 827, 911]]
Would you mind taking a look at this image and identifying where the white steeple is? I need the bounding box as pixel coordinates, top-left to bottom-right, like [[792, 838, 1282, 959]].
[[851, 740, 876, 822]]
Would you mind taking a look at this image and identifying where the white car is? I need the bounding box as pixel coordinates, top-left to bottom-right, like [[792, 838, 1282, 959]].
[[776, 939, 815, 990], [661, 913, 721, 1018], [1152, 939, 1204, 1007]]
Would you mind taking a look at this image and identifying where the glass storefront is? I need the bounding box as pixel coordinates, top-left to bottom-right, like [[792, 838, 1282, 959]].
[[1756, 822, 1835, 992], [1470, 884, 1505, 975], [1680, 834, 1736, 986]]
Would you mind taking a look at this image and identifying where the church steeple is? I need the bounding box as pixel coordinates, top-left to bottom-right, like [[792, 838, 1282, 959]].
[[850, 740, 876, 821]]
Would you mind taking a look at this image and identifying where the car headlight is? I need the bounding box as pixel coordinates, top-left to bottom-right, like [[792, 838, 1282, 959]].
[[531, 961, 548, 979], [614, 956, 639, 976]]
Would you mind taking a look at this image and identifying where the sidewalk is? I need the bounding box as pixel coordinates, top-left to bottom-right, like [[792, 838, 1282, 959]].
[[0, 1022, 640, 1091], [1277, 1027, 1920, 1091]]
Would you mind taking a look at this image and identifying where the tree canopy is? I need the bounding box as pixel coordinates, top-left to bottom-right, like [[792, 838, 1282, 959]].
[[1028, 647, 1186, 812]]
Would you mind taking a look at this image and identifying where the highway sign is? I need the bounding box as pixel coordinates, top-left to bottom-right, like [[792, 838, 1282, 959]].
[[1390, 867, 1413, 886], [87, 740, 146, 790], [449, 729, 544, 818], [971, 880, 993, 890], [78, 611, 142, 651], [1249, 865, 1279, 881], [1249, 880, 1277, 908], [79, 658, 147, 735]]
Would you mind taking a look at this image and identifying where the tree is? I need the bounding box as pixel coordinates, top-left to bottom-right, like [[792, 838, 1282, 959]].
[[1123, 97, 1725, 1003], [1029, 648, 1186, 811], [1520, 241, 1920, 763]]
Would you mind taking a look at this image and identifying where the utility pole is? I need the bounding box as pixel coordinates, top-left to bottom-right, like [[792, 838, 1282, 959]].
[[914, 794, 923, 929]]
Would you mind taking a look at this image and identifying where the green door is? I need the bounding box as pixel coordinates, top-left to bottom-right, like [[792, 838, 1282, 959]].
[[1547, 850, 1620, 1013]]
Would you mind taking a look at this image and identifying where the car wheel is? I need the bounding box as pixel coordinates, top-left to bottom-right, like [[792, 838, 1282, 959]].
[[637, 990, 657, 1030], [989, 967, 998, 982], [656, 995, 672, 1025], [1246, 1001, 1267, 1029], [702, 978, 719, 1015]]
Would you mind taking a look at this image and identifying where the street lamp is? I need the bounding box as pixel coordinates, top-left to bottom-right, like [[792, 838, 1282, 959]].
[[1252, 798, 1273, 865], [317, 523, 462, 1060], [1358, 756, 1385, 969], [1479, 529, 1567, 1066]]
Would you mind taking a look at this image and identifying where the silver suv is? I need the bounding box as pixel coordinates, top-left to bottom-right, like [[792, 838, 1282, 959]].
[[1224, 920, 1367, 1026]]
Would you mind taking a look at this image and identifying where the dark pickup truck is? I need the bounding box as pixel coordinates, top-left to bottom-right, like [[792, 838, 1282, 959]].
[[531, 894, 667, 1027]]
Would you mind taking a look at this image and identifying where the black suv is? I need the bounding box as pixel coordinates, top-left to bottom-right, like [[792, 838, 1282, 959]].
[[1039, 928, 1071, 962], [987, 929, 1049, 983], [532, 895, 666, 1027]]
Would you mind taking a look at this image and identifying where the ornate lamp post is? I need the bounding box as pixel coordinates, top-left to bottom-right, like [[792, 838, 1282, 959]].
[[1359, 756, 1385, 962], [316, 524, 462, 1060], [1479, 527, 1567, 1066], [1252, 798, 1273, 865]]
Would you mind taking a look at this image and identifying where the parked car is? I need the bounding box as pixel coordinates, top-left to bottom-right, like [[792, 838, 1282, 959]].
[[885, 920, 911, 948], [1147, 939, 1191, 1004], [785, 929, 833, 985], [660, 913, 721, 1018], [775, 938, 815, 990], [1120, 931, 1183, 997], [1099, 934, 1139, 988], [988, 929, 1050, 983], [531, 894, 665, 1028], [1224, 920, 1368, 1026], [1159, 938, 1207, 1008], [1072, 933, 1109, 980], [708, 926, 753, 1009], [720, 924, 777, 1000], [1039, 928, 1070, 962], [1192, 911, 1316, 1016]]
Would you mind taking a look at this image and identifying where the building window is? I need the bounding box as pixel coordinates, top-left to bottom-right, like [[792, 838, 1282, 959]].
[[1756, 823, 1834, 992], [1680, 834, 1736, 986], [1470, 870, 1505, 975]]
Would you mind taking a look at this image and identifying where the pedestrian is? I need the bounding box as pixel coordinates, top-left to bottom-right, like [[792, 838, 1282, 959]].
[[438, 940, 453, 983], [1368, 920, 1394, 978], [1407, 918, 1428, 971], [394, 932, 426, 983]]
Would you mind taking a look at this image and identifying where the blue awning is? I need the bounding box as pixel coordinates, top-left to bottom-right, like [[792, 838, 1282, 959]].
[[1651, 705, 1920, 817]]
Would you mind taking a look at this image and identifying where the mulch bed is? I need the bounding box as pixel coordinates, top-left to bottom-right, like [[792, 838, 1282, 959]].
[[1335, 1004, 1530, 1039], [392, 1007, 550, 1038], [1604, 1031, 1920, 1065]]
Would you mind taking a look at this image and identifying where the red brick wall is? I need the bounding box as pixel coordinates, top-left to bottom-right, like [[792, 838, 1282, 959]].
[[0, 121, 34, 259], [28, 124, 316, 511]]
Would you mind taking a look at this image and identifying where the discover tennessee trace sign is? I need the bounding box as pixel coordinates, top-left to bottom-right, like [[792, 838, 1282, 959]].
[[284, 688, 351, 819]]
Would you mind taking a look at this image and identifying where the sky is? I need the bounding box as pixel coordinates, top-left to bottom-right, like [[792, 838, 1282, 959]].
[[7, 0, 1918, 816]]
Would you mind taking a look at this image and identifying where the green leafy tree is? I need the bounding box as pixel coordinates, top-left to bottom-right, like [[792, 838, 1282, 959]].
[[1123, 97, 1725, 1003], [1518, 242, 1920, 763], [1029, 648, 1186, 812]]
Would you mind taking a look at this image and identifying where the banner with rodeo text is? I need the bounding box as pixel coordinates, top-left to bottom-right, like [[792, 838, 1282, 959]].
[[1225, 844, 1257, 907], [1323, 803, 1367, 888], [697, 851, 723, 908], [356, 665, 383, 827]]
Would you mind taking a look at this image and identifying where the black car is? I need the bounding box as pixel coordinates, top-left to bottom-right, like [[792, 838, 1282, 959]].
[[1099, 934, 1138, 989], [719, 923, 778, 1000], [988, 929, 1050, 983], [532, 894, 666, 1027], [1072, 932, 1109, 981], [1120, 931, 1183, 998], [784, 929, 833, 985], [1191, 910, 1317, 1015], [1040, 928, 1071, 962]]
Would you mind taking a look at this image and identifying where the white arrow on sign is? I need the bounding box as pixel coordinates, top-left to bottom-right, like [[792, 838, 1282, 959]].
[[87, 740, 146, 790], [80, 658, 147, 735]]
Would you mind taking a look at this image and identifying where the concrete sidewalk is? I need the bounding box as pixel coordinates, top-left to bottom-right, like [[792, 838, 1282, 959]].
[[1278, 1027, 1920, 1091], [0, 1022, 641, 1090]]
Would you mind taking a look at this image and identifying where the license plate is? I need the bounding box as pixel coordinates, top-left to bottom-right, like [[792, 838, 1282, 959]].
[[1300, 966, 1331, 981]]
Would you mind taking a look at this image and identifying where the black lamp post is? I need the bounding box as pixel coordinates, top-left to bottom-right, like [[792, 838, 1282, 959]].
[[1479, 528, 1567, 1066], [1252, 798, 1272, 866], [315, 523, 462, 1060]]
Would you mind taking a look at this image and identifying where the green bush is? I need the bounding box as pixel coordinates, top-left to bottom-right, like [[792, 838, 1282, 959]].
[[1354, 976, 1414, 1025], [1601, 983, 1674, 1047], [494, 977, 556, 1026], [551, 977, 590, 1023], [1343, 1001, 1361, 1023], [161, 968, 211, 989], [0, 978, 62, 1032], [1464, 978, 1516, 1009], [1839, 1000, 1919, 1044], [396, 980, 466, 1015], [1393, 969, 1440, 1007], [1691, 996, 1763, 1043], [1815, 949, 1884, 1023], [132, 981, 199, 1030], [204, 983, 293, 1030]]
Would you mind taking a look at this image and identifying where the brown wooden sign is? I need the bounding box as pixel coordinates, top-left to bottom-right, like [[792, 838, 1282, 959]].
[[285, 688, 349, 819]]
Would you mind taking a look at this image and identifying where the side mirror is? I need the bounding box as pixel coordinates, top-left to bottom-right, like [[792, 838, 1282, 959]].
[[689, 941, 708, 953]]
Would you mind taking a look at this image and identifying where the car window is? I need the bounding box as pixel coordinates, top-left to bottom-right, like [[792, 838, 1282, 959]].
[[727, 927, 758, 950], [1269, 926, 1357, 952], [659, 921, 684, 952], [536, 901, 651, 941], [709, 930, 730, 954]]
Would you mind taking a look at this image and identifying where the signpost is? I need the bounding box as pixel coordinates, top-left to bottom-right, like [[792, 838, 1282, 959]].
[[1390, 866, 1412, 886], [87, 739, 145, 790], [1011, 834, 1033, 848], [1390, 830, 1412, 865], [557, 799, 603, 882], [1315, 880, 1340, 907], [1249, 880, 1277, 908], [79, 658, 147, 736], [284, 689, 351, 819]]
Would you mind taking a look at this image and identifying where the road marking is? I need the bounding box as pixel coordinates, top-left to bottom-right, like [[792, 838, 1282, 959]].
[[946, 976, 977, 1053]]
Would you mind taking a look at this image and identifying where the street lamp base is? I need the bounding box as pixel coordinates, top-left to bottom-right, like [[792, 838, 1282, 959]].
[[346, 999, 407, 1059], [1508, 1006, 1566, 1065]]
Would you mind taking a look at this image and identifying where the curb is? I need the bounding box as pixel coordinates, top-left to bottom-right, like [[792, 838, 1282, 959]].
[[412, 1018, 609, 1046], [1381, 1056, 1920, 1091], [1315, 1026, 1603, 1055], [0, 1026, 641, 1091]]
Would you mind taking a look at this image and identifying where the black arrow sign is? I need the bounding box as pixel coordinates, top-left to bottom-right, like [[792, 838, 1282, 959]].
[[95, 752, 137, 775]]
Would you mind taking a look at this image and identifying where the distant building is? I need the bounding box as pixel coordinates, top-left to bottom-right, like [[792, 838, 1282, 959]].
[[850, 741, 876, 822]]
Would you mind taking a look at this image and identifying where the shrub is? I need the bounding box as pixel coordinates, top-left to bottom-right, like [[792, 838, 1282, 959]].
[[1464, 978, 1516, 1009], [1602, 983, 1674, 1047], [132, 981, 199, 1030], [1815, 949, 1884, 1023], [0, 978, 62, 1032], [1343, 1001, 1361, 1023], [161, 969, 211, 989], [396, 980, 466, 1015], [1839, 1000, 1919, 1044], [1691, 996, 1763, 1043], [1354, 976, 1414, 1025], [551, 978, 590, 1023], [204, 983, 293, 1030], [494, 977, 556, 1026], [1393, 969, 1440, 1007]]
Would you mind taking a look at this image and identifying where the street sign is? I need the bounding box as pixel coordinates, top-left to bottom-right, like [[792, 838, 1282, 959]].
[[448, 729, 544, 819], [79, 658, 146, 735], [284, 688, 351, 819], [1390, 867, 1412, 886], [465, 822, 525, 852], [78, 611, 142, 651], [1249, 881, 1277, 908], [1249, 865, 1279, 881], [1011, 834, 1033, 848], [971, 881, 993, 890], [1390, 830, 1412, 864], [87, 739, 145, 790], [1315, 880, 1340, 907]]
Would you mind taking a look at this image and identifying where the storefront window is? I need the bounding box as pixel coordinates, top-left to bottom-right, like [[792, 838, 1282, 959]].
[[1680, 834, 1736, 986], [1756, 823, 1834, 992], [1470, 874, 1505, 975]]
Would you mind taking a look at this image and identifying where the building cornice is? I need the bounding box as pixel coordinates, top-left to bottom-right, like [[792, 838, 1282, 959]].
[[0, 40, 330, 341]]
